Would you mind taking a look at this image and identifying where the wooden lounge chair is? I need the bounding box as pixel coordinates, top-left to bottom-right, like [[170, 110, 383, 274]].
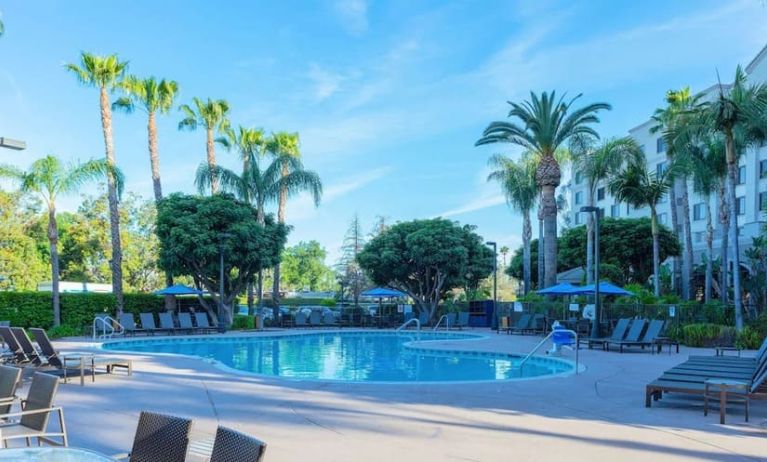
[[0, 365, 22, 415], [0, 372, 67, 447], [508, 314, 532, 335], [194, 312, 217, 333], [119, 313, 145, 337], [116, 411, 192, 462], [605, 319, 646, 353], [647, 365, 767, 409], [210, 426, 267, 462], [579, 318, 630, 350], [158, 312, 180, 334]]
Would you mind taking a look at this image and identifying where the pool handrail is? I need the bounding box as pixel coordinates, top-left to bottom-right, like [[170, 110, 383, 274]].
[[397, 318, 420, 331], [433, 314, 450, 331], [518, 329, 578, 375]]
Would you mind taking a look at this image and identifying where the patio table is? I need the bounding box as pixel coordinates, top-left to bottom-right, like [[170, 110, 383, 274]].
[[0, 447, 115, 461]]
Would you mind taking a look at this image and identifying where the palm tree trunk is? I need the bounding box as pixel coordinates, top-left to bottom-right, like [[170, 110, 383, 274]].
[[147, 111, 163, 201], [651, 207, 661, 297], [537, 203, 544, 289], [725, 130, 744, 330], [99, 86, 124, 317], [585, 184, 595, 285], [541, 183, 558, 288], [206, 127, 219, 194], [668, 182, 681, 295], [719, 183, 729, 303], [48, 206, 61, 327], [272, 172, 288, 305], [680, 177, 694, 300], [705, 197, 714, 303], [522, 211, 532, 295]]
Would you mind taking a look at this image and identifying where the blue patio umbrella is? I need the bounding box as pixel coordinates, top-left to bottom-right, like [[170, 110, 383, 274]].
[[154, 284, 203, 296], [361, 287, 406, 298], [574, 282, 633, 296], [536, 282, 582, 296]]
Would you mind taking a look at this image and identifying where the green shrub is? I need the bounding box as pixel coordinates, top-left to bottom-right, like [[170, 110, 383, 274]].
[[681, 323, 735, 347], [232, 315, 254, 330], [659, 294, 681, 304], [736, 326, 763, 350], [47, 325, 79, 339], [747, 313, 767, 339], [517, 293, 544, 303], [319, 298, 337, 307]]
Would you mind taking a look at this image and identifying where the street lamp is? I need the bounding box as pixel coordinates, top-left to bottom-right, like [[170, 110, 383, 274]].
[[486, 241, 498, 331], [218, 232, 234, 333], [0, 138, 26, 151], [579, 206, 601, 338]]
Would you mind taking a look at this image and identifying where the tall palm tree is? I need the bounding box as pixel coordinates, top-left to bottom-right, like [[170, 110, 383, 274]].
[[266, 132, 322, 304], [178, 97, 231, 194], [610, 154, 675, 297], [0, 156, 119, 326], [113, 76, 179, 202], [477, 91, 610, 288], [65, 52, 128, 316], [698, 67, 767, 330], [570, 135, 642, 284], [487, 155, 537, 294], [499, 246, 510, 267]]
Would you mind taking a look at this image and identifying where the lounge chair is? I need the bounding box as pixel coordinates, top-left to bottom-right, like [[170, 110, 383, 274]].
[[529, 314, 547, 334], [178, 313, 200, 334], [605, 319, 646, 353], [456, 312, 469, 329], [0, 327, 32, 365], [418, 311, 429, 328], [119, 313, 145, 336], [309, 311, 322, 328], [139, 313, 168, 335], [606, 319, 663, 354], [0, 365, 22, 415], [210, 426, 267, 462], [159, 312, 179, 334], [0, 372, 67, 447], [116, 411, 192, 462], [578, 318, 630, 350], [294, 312, 308, 328], [446, 312, 457, 329], [508, 314, 532, 335], [30, 328, 133, 379], [194, 312, 217, 333], [11, 327, 43, 366], [323, 312, 337, 327]]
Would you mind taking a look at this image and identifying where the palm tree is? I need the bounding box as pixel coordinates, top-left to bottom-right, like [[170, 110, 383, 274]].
[[609, 154, 675, 297], [652, 87, 703, 300], [266, 132, 322, 304], [477, 91, 610, 288], [499, 246, 510, 267], [65, 52, 128, 316], [698, 67, 767, 330], [487, 155, 537, 294], [113, 76, 179, 202], [570, 135, 642, 284], [178, 97, 231, 194], [0, 156, 119, 326]]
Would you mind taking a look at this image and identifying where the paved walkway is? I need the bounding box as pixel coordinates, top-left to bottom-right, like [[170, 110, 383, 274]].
[[19, 329, 767, 461]]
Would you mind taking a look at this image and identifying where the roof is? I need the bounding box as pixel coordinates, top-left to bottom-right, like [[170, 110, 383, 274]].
[[746, 43, 767, 74]]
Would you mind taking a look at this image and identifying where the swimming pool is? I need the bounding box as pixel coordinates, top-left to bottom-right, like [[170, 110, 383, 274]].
[[102, 331, 574, 383]]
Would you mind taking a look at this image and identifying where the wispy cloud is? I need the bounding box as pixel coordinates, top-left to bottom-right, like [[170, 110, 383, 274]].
[[333, 0, 369, 36], [436, 194, 507, 218]]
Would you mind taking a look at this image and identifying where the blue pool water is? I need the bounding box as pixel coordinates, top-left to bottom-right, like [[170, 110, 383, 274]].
[[102, 331, 574, 383]]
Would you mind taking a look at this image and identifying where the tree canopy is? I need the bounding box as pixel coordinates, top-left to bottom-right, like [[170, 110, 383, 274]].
[[155, 193, 287, 325], [280, 241, 335, 292], [507, 217, 681, 288], [358, 218, 494, 320]]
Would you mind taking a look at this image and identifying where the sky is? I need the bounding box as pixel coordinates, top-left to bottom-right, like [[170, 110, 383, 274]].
[[1, 0, 767, 264]]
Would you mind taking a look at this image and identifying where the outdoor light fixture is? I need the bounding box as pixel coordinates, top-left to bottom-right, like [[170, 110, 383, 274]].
[[0, 138, 26, 150], [579, 206, 602, 338], [485, 241, 498, 330]]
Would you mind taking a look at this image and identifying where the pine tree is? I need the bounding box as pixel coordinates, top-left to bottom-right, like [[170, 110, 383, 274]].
[[336, 214, 368, 306]]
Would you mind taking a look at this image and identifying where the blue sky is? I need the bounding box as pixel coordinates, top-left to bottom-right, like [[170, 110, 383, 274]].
[[1, 0, 767, 263]]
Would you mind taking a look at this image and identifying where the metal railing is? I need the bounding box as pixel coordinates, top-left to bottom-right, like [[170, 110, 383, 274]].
[[397, 318, 421, 331], [517, 328, 578, 374], [433, 314, 450, 331], [92, 315, 124, 340]]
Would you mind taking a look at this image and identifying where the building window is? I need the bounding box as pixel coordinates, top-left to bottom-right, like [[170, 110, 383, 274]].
[[695, 232, 705, 243], [738, 166, 746, 185], [575, 171, 583, 185], [658, 213, 668, 225], [736, 196, 746, 216], [760, 191, 767, 212], [656, 138, 667, 153], [761, 160, 767, 179], [575, 191, 583, 205], [693, 203, 707, 221], [656, 161, 668, 177], [575, 213, 582, 225], [610, 204, 620, 218], [598, 208, 605, 219], [597, 187, 605, 201]]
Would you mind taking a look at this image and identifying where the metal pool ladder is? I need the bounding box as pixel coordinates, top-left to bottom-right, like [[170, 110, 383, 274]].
[[93, 315, 124, 340], [397, 318, 421, 331], [433, 314, 450, 331], [517, 329, 578, 374]]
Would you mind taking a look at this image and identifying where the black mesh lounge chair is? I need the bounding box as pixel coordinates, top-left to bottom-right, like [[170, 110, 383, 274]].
[[0, 327, 30, 365], [0, 372, 67, 447], [579, 318, 631, 350], [117, 411, 192, 462], [177, 313, 199, 334], [194, 313, 216, 333], [508, 314, 532, 335], [140, 313, 168, 335], [0, 365, 22, 415], [158, 313, 179, 334], [605, 319, 646, 353], [607, 319, 664, 354], [323, 312, 337, 327], [211, 426, 267, 462], [28, 329, 64, 369], [120, 313, 145, 336], [11, 327, 43, 366]]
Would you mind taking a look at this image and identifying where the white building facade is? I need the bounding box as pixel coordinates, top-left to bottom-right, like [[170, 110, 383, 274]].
[[567, 44, 767, 275]]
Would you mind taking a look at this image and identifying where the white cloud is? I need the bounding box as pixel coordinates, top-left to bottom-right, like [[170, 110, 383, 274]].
[[333, 0, 369, 36], [436, 194, 507, 218]]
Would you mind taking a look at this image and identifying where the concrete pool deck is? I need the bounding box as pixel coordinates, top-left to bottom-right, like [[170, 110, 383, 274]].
[[17, 329, 767, 461]]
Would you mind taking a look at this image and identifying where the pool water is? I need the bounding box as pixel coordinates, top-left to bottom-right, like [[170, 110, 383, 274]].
[[103, 331, 573, 383]]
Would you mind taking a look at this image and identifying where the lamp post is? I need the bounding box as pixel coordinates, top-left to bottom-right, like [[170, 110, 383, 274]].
[[579, 206, 601, 338], [218, 233, 234, 333], [486, 241, 498, 330]]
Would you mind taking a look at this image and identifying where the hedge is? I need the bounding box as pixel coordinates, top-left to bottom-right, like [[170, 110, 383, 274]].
[[0, 291, 165, 331]]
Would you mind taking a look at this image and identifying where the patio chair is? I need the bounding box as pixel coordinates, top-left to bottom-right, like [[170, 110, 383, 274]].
[[158, 313, 180, 334], [139, 313, 168, 335], [456, 312, 470, 329], [210, 426, 267, 462], [579, 318, 630, 350], [194, 312, 216, 333], [418, 311, 429, 328], [28, 328, 65, 370], [309, 311, 322, 328], [607, 319, 664, 354], [119, 313, 145, 336], [294, 311, 308, 328], [177, 313, 200, 334], [605, 319, 647, 353], [323, 312, 337, 327], [116, 411, 192, 462], [529, 314, 547, 334], [446, 312, 457, 329], [0, 326, 31, 365], [0, 372, 67, 447], [11, 327, 43, 366], [0, 365, 22, 415], [508, 314, 532, 335]]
